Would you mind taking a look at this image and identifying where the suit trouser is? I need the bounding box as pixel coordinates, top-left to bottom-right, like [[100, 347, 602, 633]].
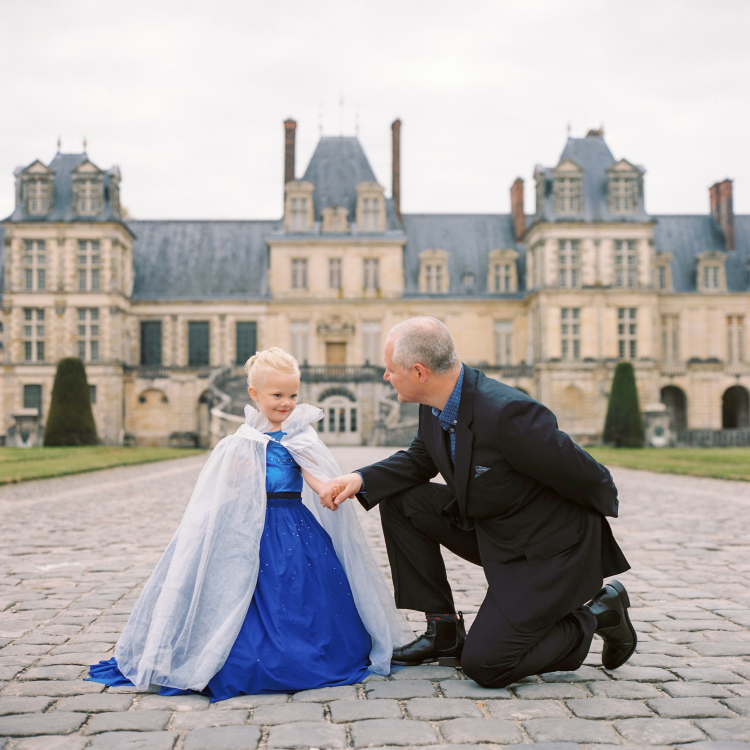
[[379, 482, 597, 688]]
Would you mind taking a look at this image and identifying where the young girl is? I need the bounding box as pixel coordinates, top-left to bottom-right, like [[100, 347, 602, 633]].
[[88, 348, 413, 698]]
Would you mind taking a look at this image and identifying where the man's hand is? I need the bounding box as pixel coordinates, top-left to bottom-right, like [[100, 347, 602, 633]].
[[318, 473, 363, 511]]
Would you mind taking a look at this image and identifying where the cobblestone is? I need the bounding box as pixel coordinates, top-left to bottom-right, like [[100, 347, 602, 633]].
[[1, 455, 750, 746]]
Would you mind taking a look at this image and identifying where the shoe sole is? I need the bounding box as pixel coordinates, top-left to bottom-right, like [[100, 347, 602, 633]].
[[390, 655, 462, 667], [604, 579, 637, 670]]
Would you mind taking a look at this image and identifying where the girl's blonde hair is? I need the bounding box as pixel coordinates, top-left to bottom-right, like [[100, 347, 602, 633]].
[[245, 347, 300, 390]]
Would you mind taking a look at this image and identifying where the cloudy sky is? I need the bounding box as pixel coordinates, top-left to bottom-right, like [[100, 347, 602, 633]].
[[1, 0, 748, 220]]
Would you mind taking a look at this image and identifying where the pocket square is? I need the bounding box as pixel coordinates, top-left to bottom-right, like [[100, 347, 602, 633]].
[[474, 465, 490, 478]]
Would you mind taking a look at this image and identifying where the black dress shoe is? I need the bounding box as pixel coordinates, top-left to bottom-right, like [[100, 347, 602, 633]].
[[391, 613, 466, 667], [585, 579, 637, 670]]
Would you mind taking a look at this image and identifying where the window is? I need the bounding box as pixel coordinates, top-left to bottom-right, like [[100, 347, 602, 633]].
[[492, 263, 513, 293], [291, 258, 307, 290], [558, 240, 580, 288], [362, 321, 381, 365], [289, 197, 308, 232], [140, 320, 162, 366], [188, 321, 210, 366], [561, 308, 580, 361], [23, 240, 46, 291], [618, 308, 637, 360], [290, 321, 309, 364], [728, 315, 745, 363], [23, 384, 42, 412], [77, 308, 100, 362], [425, 264, 443, 293], [704, 265, 720, 290], [363, 258, 379, 290], [609, 177, 639, 213], [361, 198, 381, 232], [76, 179, 103, 215], [89, 385, 97, 405], [614, 240, 638, 289], [494, 321, 513, 366], [236, 321, 257, 365], [553, 177, 582, 214], [22, 308, 45, 362], [318, 400, 359, 435], [661, 315, 680, 363], [329, 258, 342, 290], [26, 179, 51, 216], [78, 240, 101, 291]]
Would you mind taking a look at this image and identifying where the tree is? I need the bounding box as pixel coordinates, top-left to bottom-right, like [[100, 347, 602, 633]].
[[603, 361, 645, 447], [43, 358, 98, 446]]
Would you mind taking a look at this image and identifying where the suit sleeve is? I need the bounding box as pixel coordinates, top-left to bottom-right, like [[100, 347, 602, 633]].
[[355, 413, 439, 510], [496, 398, 619, 518]]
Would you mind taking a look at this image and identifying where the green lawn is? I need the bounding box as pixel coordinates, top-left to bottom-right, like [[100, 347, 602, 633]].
[[0, 445, 205, 484], [587, 446, 750, 482]]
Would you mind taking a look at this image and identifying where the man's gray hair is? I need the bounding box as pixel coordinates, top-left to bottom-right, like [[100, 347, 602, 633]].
[[389, 317, 461, 374]]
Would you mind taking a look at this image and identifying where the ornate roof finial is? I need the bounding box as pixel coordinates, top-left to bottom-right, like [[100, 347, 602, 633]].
[[57, 136, 62, 150], [83, 136, 87, 151], [567, 122, 571, 136]]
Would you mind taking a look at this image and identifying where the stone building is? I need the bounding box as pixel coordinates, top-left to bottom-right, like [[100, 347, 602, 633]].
[[1, 121, 748, 446]]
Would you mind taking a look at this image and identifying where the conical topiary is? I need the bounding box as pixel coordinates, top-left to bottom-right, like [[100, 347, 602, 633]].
[[602, 361, 645, 447], [43, 358, 98, 446]]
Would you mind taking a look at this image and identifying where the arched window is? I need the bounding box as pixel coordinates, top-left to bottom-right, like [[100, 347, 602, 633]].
[[660, 385, 687, 432]]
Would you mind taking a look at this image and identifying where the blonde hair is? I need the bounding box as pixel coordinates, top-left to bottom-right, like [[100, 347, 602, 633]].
[[245, 347, 300, 390]]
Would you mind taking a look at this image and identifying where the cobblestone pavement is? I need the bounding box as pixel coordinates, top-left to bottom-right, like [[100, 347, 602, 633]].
[[2, 448, 750, 749]]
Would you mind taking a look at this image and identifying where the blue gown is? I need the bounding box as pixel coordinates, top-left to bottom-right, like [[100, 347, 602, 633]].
[[88, 431, 372, 699]]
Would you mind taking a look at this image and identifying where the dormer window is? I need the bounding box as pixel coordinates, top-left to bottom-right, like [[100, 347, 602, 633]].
[[697, 251, 726, 293], [654, 252, 673, 291], [488, 249, 518, 293], [419, 249, 449, 294], [25, 179, 52, 216], [284, 181, 314, 233], [356, 182, 385, 233], [607, 160, 644, 214], [552, 160, 583, 214], [76, 179, 103, 215]]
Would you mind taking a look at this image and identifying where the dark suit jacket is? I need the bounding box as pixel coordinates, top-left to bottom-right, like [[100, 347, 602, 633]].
[[358, 365, 630, 632]]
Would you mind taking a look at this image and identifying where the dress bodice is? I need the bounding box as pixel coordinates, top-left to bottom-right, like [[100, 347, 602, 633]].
[[265, 431, 303, 496]]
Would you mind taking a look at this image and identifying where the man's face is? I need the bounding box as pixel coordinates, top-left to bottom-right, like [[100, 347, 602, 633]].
[[383, 337, 421, 403]]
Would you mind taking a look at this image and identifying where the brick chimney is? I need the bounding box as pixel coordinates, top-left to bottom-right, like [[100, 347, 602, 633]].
[[391, 119, 402, 224], [710, 179, 735, 250], [510, 177, 525, 241], [284, 119, 296, 185]]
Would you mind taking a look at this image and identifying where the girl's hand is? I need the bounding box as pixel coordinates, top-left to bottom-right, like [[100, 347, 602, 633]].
[[321, 483, 344, 510]]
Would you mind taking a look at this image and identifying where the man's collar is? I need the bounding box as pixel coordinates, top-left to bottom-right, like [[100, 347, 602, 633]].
[[431, 364, 464, 424]]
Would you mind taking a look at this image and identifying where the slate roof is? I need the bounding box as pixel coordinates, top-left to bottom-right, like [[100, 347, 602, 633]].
[[301, 136, 401, 231], [128, 220, 277, 300], [402, 214, 525, 296], [4, 152, 127, 228], [535, 134, 650, 224]]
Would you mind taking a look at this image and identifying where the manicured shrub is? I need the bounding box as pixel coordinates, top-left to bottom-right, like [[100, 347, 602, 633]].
[[603, 361, 645, 447], [43, 358, 98, 446]]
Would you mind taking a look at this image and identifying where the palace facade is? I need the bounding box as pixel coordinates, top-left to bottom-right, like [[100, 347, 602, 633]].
[[1, 121, 749, 447]]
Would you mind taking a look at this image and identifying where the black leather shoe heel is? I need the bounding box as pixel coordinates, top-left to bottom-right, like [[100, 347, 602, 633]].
[[585, 579, 637, 671], [391, 613, 465, 667]]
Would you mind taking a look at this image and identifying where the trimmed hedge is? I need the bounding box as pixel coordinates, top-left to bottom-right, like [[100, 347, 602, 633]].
[[603, 361, 645, 448], [43, 358, 98, 446]]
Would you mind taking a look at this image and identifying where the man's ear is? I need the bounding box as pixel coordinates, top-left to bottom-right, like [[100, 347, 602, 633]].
[[413, 363, 429, 382]]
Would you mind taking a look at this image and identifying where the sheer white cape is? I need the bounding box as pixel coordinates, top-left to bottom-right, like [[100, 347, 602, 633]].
[[114, 403, 414, 690]]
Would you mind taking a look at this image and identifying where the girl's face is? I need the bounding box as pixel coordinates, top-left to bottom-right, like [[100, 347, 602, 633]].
[[249, 370, 300, 426]]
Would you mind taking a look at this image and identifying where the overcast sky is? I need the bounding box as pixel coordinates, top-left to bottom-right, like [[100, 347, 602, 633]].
[[1, 0, 748, 220]]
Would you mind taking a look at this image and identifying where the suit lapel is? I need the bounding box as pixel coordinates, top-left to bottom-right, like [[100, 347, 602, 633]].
[[454, 367, 476, 517]]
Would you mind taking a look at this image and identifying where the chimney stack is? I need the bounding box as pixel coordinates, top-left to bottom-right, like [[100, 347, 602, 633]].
[[710, 179, 735, 250], [284, 119, 296, 185], [391, 119, 402, 224], [510, 178, 525, 241]]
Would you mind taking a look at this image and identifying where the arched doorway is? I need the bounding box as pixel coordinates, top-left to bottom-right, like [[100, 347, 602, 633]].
[[722, 385, 750, 428], [316, 387, 360, 446], [661, 385, 687, 432]]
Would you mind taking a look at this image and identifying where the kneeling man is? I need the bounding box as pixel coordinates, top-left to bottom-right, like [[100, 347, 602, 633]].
[[319, 317, 635, 688]]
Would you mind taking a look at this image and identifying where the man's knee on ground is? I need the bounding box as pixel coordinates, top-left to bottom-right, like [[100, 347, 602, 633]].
[[461, 643, 519, 690]]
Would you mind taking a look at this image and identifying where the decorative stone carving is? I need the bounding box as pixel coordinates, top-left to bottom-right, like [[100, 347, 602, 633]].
[[316, 315, 355, 340]]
